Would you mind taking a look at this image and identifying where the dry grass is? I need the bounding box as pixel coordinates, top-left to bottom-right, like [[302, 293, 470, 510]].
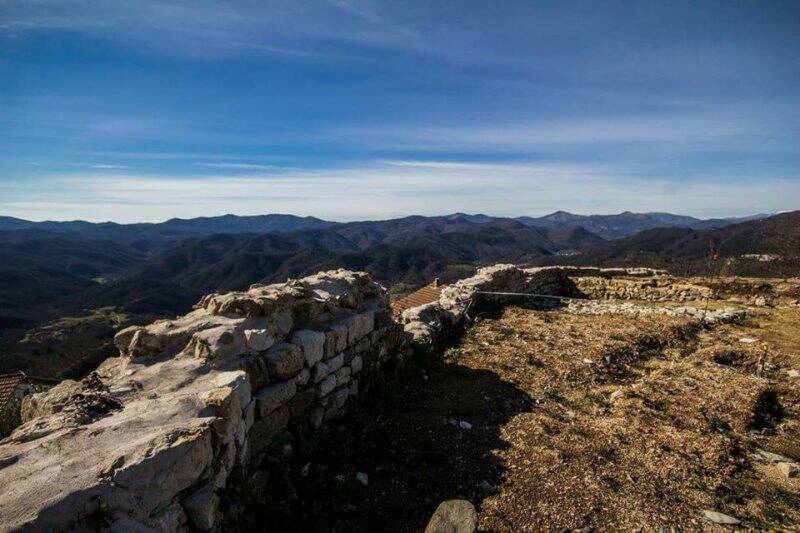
[[273, 291, 800, 531], [466, 306, 800, 531]]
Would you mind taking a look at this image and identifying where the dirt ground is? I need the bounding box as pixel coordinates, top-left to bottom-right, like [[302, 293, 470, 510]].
[[258, 289, 800, 532]]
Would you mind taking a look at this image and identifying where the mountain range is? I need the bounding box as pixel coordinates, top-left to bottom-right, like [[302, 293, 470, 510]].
[[450, 211, 769, 239], [532, 210, 800, 277], [1, 210, 766, 245], [0, 209, 792, 378]]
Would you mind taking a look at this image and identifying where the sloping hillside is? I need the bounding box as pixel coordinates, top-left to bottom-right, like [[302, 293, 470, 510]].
[[516, 211, 766, 240], [532, 211, 800, 276]]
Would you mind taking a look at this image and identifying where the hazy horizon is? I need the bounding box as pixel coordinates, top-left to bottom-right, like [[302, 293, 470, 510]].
[[0, 208, 782, 226]]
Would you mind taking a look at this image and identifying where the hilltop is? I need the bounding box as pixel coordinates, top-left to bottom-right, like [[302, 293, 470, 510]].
[[1, 265, 798, 530], [532, 211, 800, 277]]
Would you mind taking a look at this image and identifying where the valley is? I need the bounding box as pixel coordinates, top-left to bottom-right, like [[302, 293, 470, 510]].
[[0, 211, 797, 379]]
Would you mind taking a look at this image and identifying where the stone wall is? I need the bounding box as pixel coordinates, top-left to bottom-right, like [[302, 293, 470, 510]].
[[524, 266, 669, 278], [527, 266, 775, 307], [572, 276, 717, 302], [400, 264, 574, 343], [0, 270, 407, 531]]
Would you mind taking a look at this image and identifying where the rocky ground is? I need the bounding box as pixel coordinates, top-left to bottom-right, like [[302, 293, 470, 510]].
[[272, 278, 800, 531]]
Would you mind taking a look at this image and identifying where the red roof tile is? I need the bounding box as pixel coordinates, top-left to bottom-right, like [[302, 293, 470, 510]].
[[0, 372, 25, 410], [391, 281, 445, 316]]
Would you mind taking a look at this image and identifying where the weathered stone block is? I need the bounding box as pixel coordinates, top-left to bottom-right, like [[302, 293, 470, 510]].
[[351, 355, 364, 375], [343, 315, 359, 346], [191, 326, 246, 359], [327, 353, 345, 373], [344, 313, 370, 346], [244, 328, 275, 353], [311, 360, 330, 383], [255, 380, 297, 417], [291, 330, 325, 367], [201, 385, 242, 439], [317, 375, 337, 398], [295, 367, 310, 388], [264, 343, 304, 380], [360, 311, 375, 336], [217, 371, 251, 409], [334, 366, 351, 386], [327, 323, 348, 355], [182, 483, 219, 531]]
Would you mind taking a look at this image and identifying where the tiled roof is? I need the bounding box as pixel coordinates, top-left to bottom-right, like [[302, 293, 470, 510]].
[[0, 372, 25, 410], [391, 281, 445, 316]]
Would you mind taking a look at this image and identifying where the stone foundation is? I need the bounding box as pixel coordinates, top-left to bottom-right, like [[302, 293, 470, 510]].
[[0, 269, 408, 531], [400, 264, 575, 343]]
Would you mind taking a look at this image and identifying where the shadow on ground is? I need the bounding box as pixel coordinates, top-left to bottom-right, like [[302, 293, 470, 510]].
[[238, 358, 532, 532]]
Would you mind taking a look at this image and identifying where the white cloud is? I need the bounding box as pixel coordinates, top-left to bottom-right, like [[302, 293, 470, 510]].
[[1, 160, 796, 222], [198, 162, 281, 170]]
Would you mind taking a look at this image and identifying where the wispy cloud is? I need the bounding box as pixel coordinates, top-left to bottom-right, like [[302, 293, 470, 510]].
[[89, 164, 129, 169], [0, 0, 424, 59], [1, 0, 797, 224], [198, 162, 280, 170], [2, 160, 797, 222]]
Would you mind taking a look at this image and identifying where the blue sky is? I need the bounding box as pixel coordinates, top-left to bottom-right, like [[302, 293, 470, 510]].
[[1, 0, 798, 222]]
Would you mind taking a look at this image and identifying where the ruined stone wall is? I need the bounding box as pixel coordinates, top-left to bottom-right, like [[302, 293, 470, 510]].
[[400, 264, 574, 344], [572, 276, 717, 302], [524, 266, 669, 278], [0, 270, 408, 531]]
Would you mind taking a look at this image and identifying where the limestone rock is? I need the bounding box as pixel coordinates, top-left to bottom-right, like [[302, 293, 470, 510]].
[[295, 367, 310, 387], [256, 380, 297, 417], [777, 462, 799, 478], [425, 500, 478, 533], [244, 328, 275, 352], [334, 366, 351, 386], [326, 324, 348, 357], [327, 353, 345, 373], [703, 510, 741, 525], [292, 330, 325, 367], [351, 355, 364, 375], [265, 343, 304, 380], [753, 450, 793, 463], [183, 483, 219, 530], [0, 268, 411, 531], [311, 360, 330, 383], [318, 375, 337, 398], [19, 379, 81, 422]]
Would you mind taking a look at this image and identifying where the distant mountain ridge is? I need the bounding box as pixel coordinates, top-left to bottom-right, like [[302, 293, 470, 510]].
[[1, 210, 767, 244], [0, 214, 334, 253], [516, 210, 770, 239], [441, 210, 770, 240], [531, 211, 800, 277], [0, 209, 790, 378]]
